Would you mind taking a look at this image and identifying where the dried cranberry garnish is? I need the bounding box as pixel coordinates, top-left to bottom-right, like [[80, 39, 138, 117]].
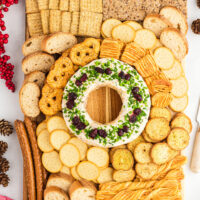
[[89, 129, 98, 139], [98, 130, 107, 138], [105, 68, 112, 75], [68, 92, 77, 100], [66, 100, 75, 109], [119, 71, 125, 79], [76, 122, 86, 130], [125, 74, 131, 80], [72, 116, 80, 126], [95, 67, 104, 74], [118, 129, 124, 136], [134, 93, 142, 102], [129, 114, 137, 123], [132, 87, 139, 94], [134, 108, 142, 116], [123, 125, 129, 133], [80, 73, 87, 82], [75, 79, 82, 86]]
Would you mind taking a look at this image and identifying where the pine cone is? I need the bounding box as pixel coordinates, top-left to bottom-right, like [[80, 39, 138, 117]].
[[0, 173, 9, 187], [198, 0, 200, 8], [0, 119, 13, 136], [0, 141, 8, 156], [192, 19, 200, 34], [0, 157, 10, 173]]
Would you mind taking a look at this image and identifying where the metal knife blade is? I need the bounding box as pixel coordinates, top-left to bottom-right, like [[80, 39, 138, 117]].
[[197, 100, 200, 124]]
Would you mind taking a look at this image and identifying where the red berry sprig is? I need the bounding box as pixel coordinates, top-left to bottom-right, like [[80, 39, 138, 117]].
[[0, 0, 18, 92]]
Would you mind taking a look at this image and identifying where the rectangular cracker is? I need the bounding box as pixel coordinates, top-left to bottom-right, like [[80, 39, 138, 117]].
[[61, 12, 71, 33], [70, 12, 80, 35], [69, 0, 80, 12], [27, 13, 43, 36], [49, 10, 61, 33], [59, 0, 69, 11], [26, 0, 39, 13], [78, 11, 102, 38], [41, 10, 50, 34], [80, 0, 102, 13], [37, 0, 49, 10], [49, 0, 59, 9]]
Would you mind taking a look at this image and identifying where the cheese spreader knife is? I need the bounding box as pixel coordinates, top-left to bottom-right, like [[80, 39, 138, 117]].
[[191, 100, 200, 172]]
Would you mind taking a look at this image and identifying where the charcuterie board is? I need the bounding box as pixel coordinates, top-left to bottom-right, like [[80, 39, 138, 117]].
[[15, 0, 191, 199]]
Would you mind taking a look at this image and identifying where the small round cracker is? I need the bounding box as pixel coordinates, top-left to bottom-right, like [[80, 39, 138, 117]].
[[134, 142, 152, 164], [167, 128, 190, 150], [142, 131, 158, 143], [124, 21, 143, 30], [135, 163, 158, 180], [146, 118, 170, 141], [169, 95, 188, 112], [112, 24, 135, 43], [42, 151, 62, 173], [151, 143, 170, 165], [59, 144, 80, 167], [113, 169, 135, 182], [36, 121, 47, 136], [127, 136, 145, 153], [150, 107, 171, 121]]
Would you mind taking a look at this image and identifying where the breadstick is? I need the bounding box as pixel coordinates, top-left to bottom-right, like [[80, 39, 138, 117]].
[[15, 120, 36, 200], [23, 165, 28, 200], [24, 117, 43, 200], [42, 166, 49, 189]]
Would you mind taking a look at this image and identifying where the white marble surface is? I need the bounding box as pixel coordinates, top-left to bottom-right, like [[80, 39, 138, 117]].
[[0, 0, 200, 199]]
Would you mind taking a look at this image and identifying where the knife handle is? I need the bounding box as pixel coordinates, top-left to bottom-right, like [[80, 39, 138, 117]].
[[191, 125, 200, 173]]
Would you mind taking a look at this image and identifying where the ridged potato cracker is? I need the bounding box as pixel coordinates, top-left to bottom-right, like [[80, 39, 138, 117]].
[[152, 92, 173, 108]]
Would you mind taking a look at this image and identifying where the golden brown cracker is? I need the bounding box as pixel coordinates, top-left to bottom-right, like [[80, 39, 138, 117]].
[[49, 0, 59, 9], [61, 12, 71, 33], [26, 0, 39, 13], [69, 0, 80, 11], [37, 0, 48, 10], [41, 10, 50, 34], [78, 11, 102, 38], [27, 13, 43, 36], [59, 0, 69, 11], [49, 10, 61, 33], [80, 0, 102, 13], [70, 12, 80, 35]]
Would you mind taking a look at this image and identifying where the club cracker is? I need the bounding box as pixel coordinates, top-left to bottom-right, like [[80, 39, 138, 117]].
[[37, 0, 48, 10], [49, 0, 59, 9], [80, 0, 102, 13], [60, 0, 69, 11], [41, 10, 50, 35], [26, 0, 39, 13], [69, 0, 80, 12], [49, 10, 61, 33], [62, 12, 71, 33]]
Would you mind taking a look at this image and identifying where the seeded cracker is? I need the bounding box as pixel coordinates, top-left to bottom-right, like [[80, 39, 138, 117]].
[[27, 13, 43, 37], [59, 0, 69, 11], [62, 12, 71, 33], [50, 10, 61, 33], [37, 0, 49, 10], [80, 0, 102, 13], [70, 12, 80, 35], [26, 0, 39, 14], [69, 0, 80, 12], [41, 10, 50, 34], [49, 0, 59, 9], [79, 12, 102, 38]]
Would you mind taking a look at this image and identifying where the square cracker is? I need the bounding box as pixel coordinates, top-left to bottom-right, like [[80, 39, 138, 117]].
[[69, 0, 80, 12], [26, 0, 39, 13], [79, 12, 102, 38], [60, 0, 69, 11], [49, 0, 59, 9], [49, 10, 61, 33], [41, 10, 50, 34], [37, 0, 49, 10], [80, 0, 102, 13], [70, 12, 80, 35], [62, 12, 71, 33], [27, 13, 43, 36]]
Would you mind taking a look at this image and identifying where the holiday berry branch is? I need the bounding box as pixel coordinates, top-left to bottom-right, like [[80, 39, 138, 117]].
[[0, 0, 18, 92]]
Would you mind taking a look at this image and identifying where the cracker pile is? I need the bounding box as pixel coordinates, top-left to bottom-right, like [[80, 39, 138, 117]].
[[26, 0, 103, 37]]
